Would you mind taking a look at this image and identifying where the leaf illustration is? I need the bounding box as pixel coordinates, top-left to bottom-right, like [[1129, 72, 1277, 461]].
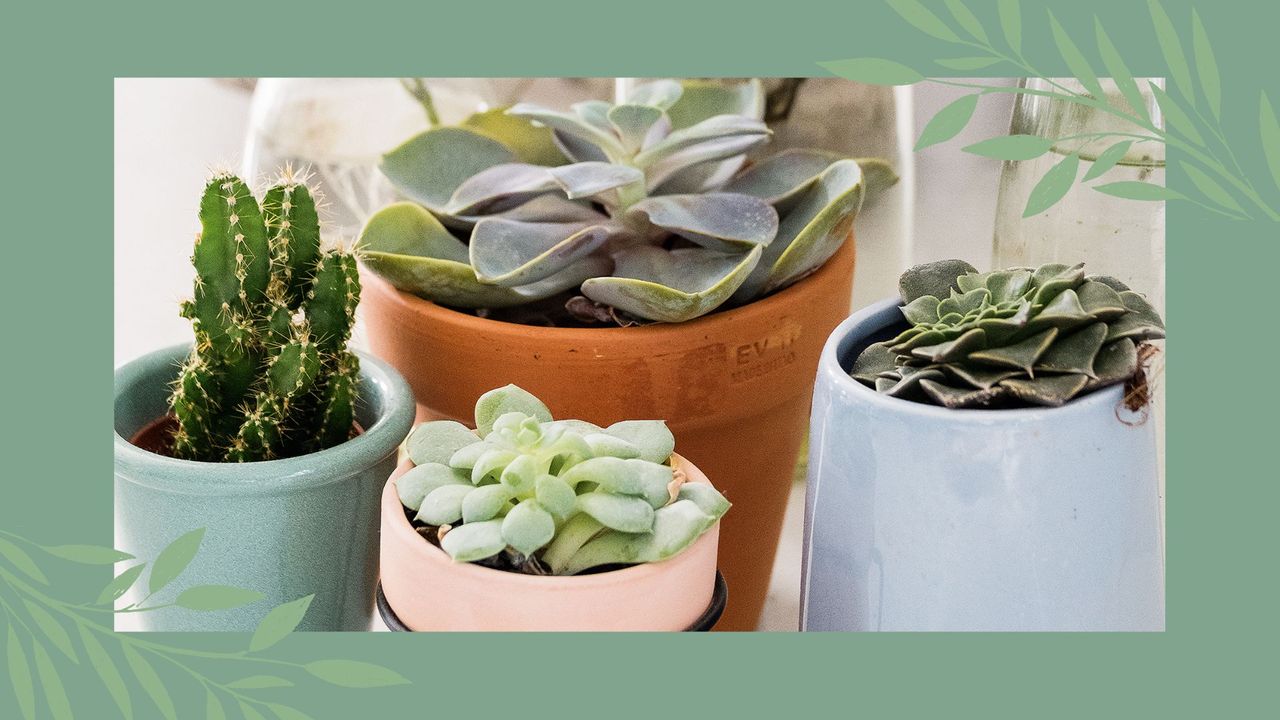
[[249, 595, 314, 653], [915, 94, 979, 150], [175, 585, 264, 611], [0, 537, 48, 584], [819, 58, 923, 86], [1048, 12, 1102, 100], [123, 644, 177, 720], [1182, 162, 1244, 213], [44, 544, 134, 564], [998, 0, 1021, 53], [32, 641, 74, 720], [1191, 10, 1221, 118], [304, 660, 411, 688], [1261, 92, 1280, 193], [78, 623, 132, 719], [227, 675, 294, 689], [1094, 181, 1183, 201], [148, 528, 205, 595], [269, 704, 316, 720], [1095, 20, 1150, 125], [1150, 82, 1206, 146], [22, 599, 78, 663], [1082, 140, 1134, 181], [97, 563, 146, 605], [241, 703, 270, 720], [963, 134, 1053, 160], [888, 0, 961, 42], [206, 689, 227, 720], [936, 57, 1001, 71], [1148, 0, 1194, 106], [944, 0, 988, 42], [1023, 152, 1080, 216], [7, 625, 36, 720]]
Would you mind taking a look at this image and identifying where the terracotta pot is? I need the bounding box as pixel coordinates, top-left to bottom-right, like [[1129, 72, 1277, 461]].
[[379, 454, 721, 631], [362, 239, 854, 630]]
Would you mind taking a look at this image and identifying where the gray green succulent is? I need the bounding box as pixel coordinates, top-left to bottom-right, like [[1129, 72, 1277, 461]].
[[357, 79, 894, 323], [397, 385, 730, 575], [851, 259, 1165, 408]]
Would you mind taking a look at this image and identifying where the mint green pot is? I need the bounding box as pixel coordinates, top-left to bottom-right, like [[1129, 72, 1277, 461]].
[[114, 344, 414, 631]]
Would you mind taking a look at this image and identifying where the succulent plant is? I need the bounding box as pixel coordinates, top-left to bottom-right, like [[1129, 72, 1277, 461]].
[[397, 385, 730, 575], [851, 260, 1165, 408], [357, 79, 893, 324], [169, 170, 362, 462]]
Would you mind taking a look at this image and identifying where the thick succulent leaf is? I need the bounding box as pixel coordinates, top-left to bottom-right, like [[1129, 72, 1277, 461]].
[[850, 341, 898, 382], [1036, 322, 1108, 376], [645, 134, 772, 190], [854, 157, 902, 204], [883, 366, 947, 397], [625, 194, 778, 251], [963, 269, 1031, 303], [445, 163, 559, 216], [919, 379, 1003, 408], [608, 104, 666, 152], [469, 218, 614, 286], [1107, 291, 1167, 342], [547, 162, 644, 200], [999, 374, 1090, 407], [733, 159, 865, 301], [1028, 289, 1091, 331], [417, 484, 474, 526], [632, 115, 770, 169], [626, 80, 684, 110], [357, 202, 470, 264], [570, 101, 615, 134], [507, 104, 625, 160], [575, 492, 656, 533], [650, 155, 747, 195], [666, 79, 765, 129], [721, 148, 846, 209], [563, 500, 718, 575], [899, 259, 978, 303], [501, 500, 557, 557], [380, 127, 516, 214], [1076, 279, 1128, 318], [406, 421, 480, 466], [553, 130, 609, 163], [541, 419, 602, 436], [471, 448, 519, 485], [461, 483, 514, 523], [1031, 263, 1086, 304], [602, 420, 675, 464], [582, 432, 641, 459], [559, 457, 672, 509], [448, 441, 488, 471], [677, 483, 732, 519], [1088, 338, 1139, 387], [475, 384, 553, 437], [396, 463, 471, 511], [461, 108, 567, 166], [911, 327, 988, 363], [499, 454, 540, 495], [535, 475, 578, 521], [440, 520, 506, 562], [481, 194, 606, 224], [969, 328, 1057, 372], [937, 287, 990, 318], [581, 245, 762, 323], [901, 295, 942, 325]]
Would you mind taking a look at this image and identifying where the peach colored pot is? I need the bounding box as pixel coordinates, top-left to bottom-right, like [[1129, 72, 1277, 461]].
[[362, 238, 854, 630], [379, 454, 721, 631]]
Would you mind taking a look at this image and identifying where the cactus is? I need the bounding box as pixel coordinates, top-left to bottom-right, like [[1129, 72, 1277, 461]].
[[397, 385, 730, 575], [169, 170, 362, 462], [358, 79, 897, 324], [851, 260, 1165, 408]]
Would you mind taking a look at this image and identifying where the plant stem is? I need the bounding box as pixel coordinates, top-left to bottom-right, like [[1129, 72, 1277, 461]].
[[400, 78, 440, 128]]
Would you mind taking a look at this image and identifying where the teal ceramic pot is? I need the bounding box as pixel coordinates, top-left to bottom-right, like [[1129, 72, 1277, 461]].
[[114, 344, 414, 631], [801, 299, 1165, 631]]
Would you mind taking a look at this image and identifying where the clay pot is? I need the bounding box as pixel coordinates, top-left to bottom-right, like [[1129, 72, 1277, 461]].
[[379, 454, 721, 631], [362, 239, 854, 630]]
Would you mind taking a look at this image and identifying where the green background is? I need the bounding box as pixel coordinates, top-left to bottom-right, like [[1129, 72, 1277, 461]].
[[4, 0, 1275, 716]]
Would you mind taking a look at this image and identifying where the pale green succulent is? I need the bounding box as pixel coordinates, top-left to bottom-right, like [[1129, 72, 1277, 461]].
[[396, 385, 730, 575], [851, 260, 1165, 408], [358, 79, 893, 323]]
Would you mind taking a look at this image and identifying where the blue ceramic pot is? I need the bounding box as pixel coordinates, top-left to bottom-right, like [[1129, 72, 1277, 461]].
[[114, 344, 414, 631], [801, 299, 1164, 631]]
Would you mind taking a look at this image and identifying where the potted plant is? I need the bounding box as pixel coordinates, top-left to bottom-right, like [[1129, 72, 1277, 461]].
[[801, 260, 1166, 631], [114, 171, 415, 631], [356, 79, 890, 629], [379, 385, 730, 631]]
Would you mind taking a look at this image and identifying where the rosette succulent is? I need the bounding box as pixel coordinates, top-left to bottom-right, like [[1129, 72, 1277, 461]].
[[851, 260, 1165, 408], [357, 79, 892, 323], [396, 385, 730, 575]]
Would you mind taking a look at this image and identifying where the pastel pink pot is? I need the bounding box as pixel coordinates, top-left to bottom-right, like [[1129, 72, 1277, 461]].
[[379, 454, 721, 631]]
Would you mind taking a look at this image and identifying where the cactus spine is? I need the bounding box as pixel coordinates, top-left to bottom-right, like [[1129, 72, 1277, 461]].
[[170, 170, 361, 462]]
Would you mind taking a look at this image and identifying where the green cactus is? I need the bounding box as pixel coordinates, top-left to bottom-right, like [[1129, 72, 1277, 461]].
[[398, 385, 730, 575], [169, 170, 362, 462], [851, 259, 1165, 408]]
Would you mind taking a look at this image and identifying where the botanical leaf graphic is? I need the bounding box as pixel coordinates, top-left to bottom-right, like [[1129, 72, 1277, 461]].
[[1048, 12, 1102, 100], [944, 0, 988, 43], [1095, 20, 1150, 124], [269, 704, 316, 720], [1261, 92, 1280, 193], [97, 562, 146, 605], [888, 0, 961, 42], [1094, 181, 1183, 201], [148, 527, 205, 594], [249, 594, 314, 653], [1024, 153, 1080, 217], [6, 625, 36, 720], [227, 675, 295, 689], [43, 544, 134, 564], [1150, 82, 1205, 146], [998, 0, 1021, 53], [305, 660, 411, 688], [962, 134, 1052, 160], [819, 58, 922, 86], [1082, 141, 1134, 181], [23, 599, 78, 663], [78, 623, 132, 719], [0, 537, 49, 584], [936, 57, 1000, 70], [206, 689, 228, 720], [241, 703, 270, 720], [175, 584, 265, 611], [1147, 0, 1194, 105], [915, 94, 979, 151], [32, 641, 74, 720], [1182, 162, 1243, 214], [123, 644, 178, 720], [1191, 10, 1221, 118]]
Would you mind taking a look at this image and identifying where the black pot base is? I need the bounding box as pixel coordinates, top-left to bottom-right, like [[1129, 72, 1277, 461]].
[[376, 570, 727, 632]]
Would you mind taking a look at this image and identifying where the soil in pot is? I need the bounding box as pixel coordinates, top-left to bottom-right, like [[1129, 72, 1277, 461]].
[[129, 415, 363, 459]]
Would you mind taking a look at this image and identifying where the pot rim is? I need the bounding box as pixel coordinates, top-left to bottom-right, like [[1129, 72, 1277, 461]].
[[114, 343, 415, 494], [819, 296, 1129, 422], [382, 452, 720, 590], [359, 234, 854, 340]]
